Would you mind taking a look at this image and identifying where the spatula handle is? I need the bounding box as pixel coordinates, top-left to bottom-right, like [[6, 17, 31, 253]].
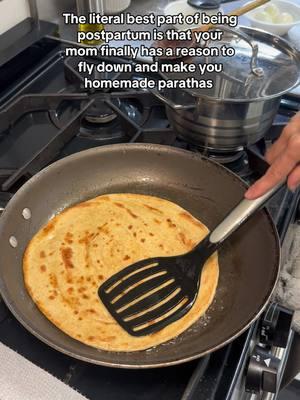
[[209, 182, 283, 245]]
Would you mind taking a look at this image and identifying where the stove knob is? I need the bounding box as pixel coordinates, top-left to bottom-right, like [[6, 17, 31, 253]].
[[245, 345, 280, 395], [260, 303, 293, 348]]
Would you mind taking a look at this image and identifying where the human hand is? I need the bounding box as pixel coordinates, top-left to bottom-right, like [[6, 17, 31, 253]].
[[245, 112, 300, 200]]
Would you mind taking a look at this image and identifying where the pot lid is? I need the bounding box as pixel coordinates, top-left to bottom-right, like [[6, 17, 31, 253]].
[[159, 26, 300, 102]]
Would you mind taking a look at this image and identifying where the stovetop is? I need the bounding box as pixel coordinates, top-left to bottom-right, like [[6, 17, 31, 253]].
[[0, 37, 299, 400]]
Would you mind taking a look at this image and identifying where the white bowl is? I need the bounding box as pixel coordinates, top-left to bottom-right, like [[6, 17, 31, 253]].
[[104, 0, 131, 15], [164, 0, 223, 31], [288, 24, 300, 50], [244, 0, 300, 36]]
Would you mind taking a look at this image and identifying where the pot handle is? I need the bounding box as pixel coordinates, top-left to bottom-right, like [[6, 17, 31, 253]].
[[148, 88, 195, 110], [205, 25, 264, 78]]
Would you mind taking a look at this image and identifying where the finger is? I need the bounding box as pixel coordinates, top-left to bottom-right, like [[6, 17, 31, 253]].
[[265, 139, 287, 165], [245, 160, 291, 200], [287, 165, 300, 192], [245, 136, 300, 199]]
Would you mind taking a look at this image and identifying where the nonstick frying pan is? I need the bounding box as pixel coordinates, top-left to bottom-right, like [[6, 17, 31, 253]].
[[0, 144, 280, 368]]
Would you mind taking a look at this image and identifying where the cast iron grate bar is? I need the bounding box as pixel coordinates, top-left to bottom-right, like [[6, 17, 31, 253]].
[[110, 90, 164, 108], [190, 343, 233, 400], [181, 356, 211, 400], [64, 58, 133, 93], [246, 146, 269, 177], [64, 55, 158, 80], [0, 88, 174, 191], [105, 98, 142, 138], [0, 53, 175, 190], [103, 98, 175, 144], [0, 169, 17, 178], [0, 51, 64, 108], [63, 56, 161, 97], [1, 99, 94, 191], [88, 90, 160, 107], [0, 93, 89, 135], [130, 128, 175, 145], [64, 59, 85, 87]]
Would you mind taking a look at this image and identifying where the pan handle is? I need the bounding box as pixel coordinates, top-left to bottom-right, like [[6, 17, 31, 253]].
[[209, 182, 284, 245]]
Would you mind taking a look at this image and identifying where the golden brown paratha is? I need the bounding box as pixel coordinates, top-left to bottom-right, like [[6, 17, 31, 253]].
[[23, 194, 219, 351]]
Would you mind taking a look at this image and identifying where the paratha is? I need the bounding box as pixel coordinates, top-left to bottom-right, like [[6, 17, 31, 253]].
[[23, 194, 219, 352]]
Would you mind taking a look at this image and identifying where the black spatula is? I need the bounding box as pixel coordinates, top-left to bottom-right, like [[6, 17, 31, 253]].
[[99, 183, 282, 336]]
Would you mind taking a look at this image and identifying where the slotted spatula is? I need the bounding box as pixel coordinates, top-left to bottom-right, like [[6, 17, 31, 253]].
[[99, 183, 282, 336]]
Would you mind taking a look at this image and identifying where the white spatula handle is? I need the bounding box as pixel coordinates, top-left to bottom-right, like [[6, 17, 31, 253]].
[[209, 183, 283, 245]]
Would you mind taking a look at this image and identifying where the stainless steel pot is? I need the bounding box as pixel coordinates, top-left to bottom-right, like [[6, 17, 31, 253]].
[[165, 95, 281, 151], [152, 27, 300, 152]]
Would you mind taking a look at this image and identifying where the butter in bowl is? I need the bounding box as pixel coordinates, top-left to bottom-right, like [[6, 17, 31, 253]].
[[244, 0, 300, 36]]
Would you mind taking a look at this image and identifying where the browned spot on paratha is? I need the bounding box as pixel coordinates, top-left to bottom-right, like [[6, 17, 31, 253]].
[[42, 222, 55, 235], [180, 212, 204, 228], [86, 309, 96, 314], [99, 196, 110, 201], [65, 232, 74, 244], [115, 202, 125, 208], [144, 204, 163, 214], [61, 247, 74, 269], [125, 208, 138, 219], [179, 232, 193, 248], [49, 273, 58, 288], [167, 218, 176, 228], [101, 336, 116, 342]]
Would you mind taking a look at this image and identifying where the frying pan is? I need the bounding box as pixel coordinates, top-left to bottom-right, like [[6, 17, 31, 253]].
[[0, 143, 280, 368]]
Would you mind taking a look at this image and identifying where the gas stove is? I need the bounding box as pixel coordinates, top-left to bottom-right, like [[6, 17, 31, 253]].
[[0, 36, 299, 400]]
